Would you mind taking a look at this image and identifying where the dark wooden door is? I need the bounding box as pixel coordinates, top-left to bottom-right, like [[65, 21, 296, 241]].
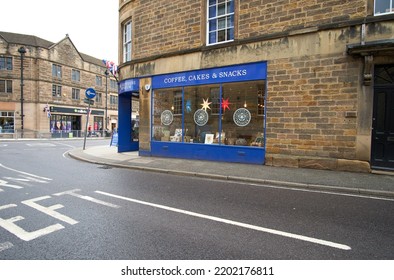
[[372, 65, 394, 170]]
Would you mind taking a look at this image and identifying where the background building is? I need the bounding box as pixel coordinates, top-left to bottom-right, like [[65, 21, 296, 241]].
[[0, 31, 119, 139], [117, 0, 394, 172]]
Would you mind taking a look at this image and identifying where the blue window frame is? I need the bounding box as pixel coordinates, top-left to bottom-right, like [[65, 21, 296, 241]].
[[149, 62, 268, 165], [207, 0, 234, 45]]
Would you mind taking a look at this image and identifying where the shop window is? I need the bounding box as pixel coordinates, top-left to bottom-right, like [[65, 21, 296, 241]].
[[0, 79, 12, 93], [375, 0, 394, 14], [0, 57, 13, 70], [0, 111, 14, 133], [152, 81, 265, 147], [221, 82, 265, 147], [50, 115, 71, 133], [207, 0, 235, 45], [257, 85, 265, 116]]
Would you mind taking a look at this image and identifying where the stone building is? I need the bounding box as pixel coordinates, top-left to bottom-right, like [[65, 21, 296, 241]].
[[0, 31, 119, 139], [117, 0, 394, 172]]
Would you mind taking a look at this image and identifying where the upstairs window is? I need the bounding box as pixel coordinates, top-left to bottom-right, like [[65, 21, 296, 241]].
[[207, 0, 234, 45], [110, 79, 118, 90], [0, 57, 13, 70], [52, 85, 62, 97], [96, 76, 102, 87], [375, 0, 394, 15], [123, 21, 132, 62], [96, 92, 102, 104], [52, 64, 62, 79], [110, 95, 118, 106], [72, 88, 80, 100], [71, 69, 80, 82], [0, 79, 12, 93]]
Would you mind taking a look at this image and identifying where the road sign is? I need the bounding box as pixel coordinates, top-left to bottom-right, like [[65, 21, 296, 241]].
[[85, 88, 96, 99], [83, 98, 94, 105]]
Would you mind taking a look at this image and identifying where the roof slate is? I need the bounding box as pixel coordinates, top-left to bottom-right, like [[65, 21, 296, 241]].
[[0, 31, 103, 66]]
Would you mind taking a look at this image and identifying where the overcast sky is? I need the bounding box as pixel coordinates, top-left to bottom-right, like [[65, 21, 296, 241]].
[[0, 0, 119, 64]]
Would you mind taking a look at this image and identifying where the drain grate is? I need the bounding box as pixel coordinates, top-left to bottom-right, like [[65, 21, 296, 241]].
[[98, 165, 112, 169]]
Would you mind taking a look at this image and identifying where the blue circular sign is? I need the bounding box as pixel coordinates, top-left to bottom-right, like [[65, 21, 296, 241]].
[[85, 87, 96, 99]]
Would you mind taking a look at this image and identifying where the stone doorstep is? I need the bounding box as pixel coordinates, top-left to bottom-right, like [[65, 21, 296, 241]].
[[265, 154, 371, 173]]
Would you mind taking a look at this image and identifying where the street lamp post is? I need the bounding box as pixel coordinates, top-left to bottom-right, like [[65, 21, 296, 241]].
[[18, 46, 26, 138], [105, 69, 109, 132]]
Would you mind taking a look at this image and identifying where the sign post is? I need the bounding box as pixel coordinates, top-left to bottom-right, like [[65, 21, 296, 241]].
[[83, 88, 96, 150]]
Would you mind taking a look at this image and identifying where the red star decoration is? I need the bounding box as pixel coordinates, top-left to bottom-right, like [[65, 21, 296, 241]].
[[222, 97, 231, 112]]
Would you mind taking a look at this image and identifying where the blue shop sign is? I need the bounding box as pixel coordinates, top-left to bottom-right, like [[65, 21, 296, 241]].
[[152, 61, 267, 89], [119, 78, 140, 95]]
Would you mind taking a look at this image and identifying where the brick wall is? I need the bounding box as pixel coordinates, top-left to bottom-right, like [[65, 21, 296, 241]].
[[131, 0, 202, 59], [122, 0, 368, 60], [266, 54, 361, 160], [239, 0, 367, 36]]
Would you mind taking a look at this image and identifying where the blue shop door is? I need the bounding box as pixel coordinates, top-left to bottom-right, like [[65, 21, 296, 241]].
[[118, 93, 139, 152]]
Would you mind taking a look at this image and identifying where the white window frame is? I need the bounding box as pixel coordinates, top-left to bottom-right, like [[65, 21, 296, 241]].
[[0, 57, 13, 70], [206, 0, 235, 45], [52, 64, 62, 79], [72, 88, 80, 100], [375, 0, 394, 15], [0, 79, 12, 93], [96, 76, 102, 87], [52, 85, 62, 97], [71, 69, 80, 82], [123, 21, 132, 62], [96, 92, 102, 104]]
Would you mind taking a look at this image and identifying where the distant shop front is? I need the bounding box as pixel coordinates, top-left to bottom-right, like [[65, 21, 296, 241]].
[[49, 106, 104, 137]]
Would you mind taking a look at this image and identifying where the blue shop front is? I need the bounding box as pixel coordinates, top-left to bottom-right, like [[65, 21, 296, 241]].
[[118, 61, 267, 164]]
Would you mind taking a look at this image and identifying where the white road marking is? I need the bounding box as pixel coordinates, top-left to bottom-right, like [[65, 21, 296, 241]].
[[0, 164, 52, 181], [0, 204, 64, 241], [26, 143, 56, 147], [96, 191, 352, 251], [0, 179, 24, 191], [0, 242, 14, 252], [54, 189, 120, 208], [22, 196, 78, 225], [3, 177, 30, 182]]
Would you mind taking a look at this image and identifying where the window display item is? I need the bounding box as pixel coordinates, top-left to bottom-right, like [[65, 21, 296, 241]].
[[194, 109, 209, 126], [161, 110, 173, 125], [205, 133, 214, 144], [233, 108, 251, 127]]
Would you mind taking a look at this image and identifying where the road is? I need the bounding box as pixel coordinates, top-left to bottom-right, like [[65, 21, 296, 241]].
[[0, 139, 393, 260]]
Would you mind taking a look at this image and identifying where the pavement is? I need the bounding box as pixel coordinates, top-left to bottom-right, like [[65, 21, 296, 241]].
[[67, 144, 394, 199]]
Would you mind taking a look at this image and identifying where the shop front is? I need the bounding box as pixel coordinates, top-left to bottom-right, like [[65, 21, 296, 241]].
[[49, 106, 104, 138], [118, 61, 268, 164]]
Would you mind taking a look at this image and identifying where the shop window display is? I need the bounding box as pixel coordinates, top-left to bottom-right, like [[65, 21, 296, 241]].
[[152, 81, 265, 147]]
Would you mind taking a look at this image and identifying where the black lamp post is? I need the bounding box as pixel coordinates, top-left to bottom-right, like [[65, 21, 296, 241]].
[[105, 69, 109, 131], [18, 46, 26, 138]]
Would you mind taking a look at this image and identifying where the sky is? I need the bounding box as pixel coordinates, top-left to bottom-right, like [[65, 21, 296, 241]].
[[0, 0, 119, 64]]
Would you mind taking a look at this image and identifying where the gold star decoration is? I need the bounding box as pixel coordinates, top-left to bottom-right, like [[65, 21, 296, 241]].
[[201, 98, 212, 111]]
